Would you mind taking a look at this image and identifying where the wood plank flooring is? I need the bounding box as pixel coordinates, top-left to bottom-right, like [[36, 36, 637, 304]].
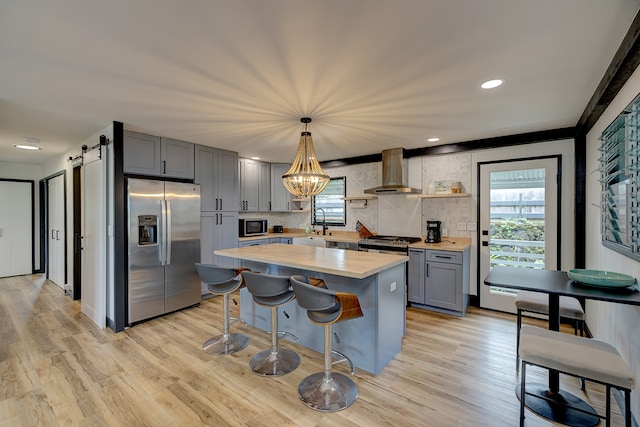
[[0, 274, 625, 426]]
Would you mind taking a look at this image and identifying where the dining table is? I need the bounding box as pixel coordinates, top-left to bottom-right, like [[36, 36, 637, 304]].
[[484, 266, 640, 427]]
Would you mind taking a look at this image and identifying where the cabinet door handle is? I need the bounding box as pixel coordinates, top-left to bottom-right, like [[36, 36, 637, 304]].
[[162, 160, 167, 174], [425, 263, 429, 277], [215, 198, 219, 210], [219, 198, 222, 210], [56, 230, 60, 240], [435, 255, 452, 260], [52, 230, 55, 239]]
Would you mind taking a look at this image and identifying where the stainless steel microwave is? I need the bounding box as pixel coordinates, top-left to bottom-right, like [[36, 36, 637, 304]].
[[239, 218, 268, 237]]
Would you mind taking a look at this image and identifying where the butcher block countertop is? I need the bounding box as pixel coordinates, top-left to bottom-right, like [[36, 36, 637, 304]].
[[215, 243, 408, 279], [409, 237, 471, 251]]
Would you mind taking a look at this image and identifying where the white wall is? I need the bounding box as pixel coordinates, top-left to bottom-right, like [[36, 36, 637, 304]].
[[0, 161, 43, 269], [585, 65, 640, 417]]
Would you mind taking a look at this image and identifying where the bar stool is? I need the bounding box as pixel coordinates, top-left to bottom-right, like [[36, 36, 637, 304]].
[[195, 263, 249, 355], [241, 271, 300, 376], [290, 275, 363, 412], [515, 290, 585, 370]]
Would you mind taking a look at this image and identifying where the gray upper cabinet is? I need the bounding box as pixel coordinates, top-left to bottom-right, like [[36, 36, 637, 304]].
[[239, 158, 260, 211], [195, 145, 238, 212], [270, 163, 292, 212], [124, 130, 194, 180], [161, 137, 195, 179], [259, 161, 271, 211]]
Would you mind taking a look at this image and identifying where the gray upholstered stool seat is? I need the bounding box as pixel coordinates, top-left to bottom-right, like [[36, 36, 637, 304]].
[[515, 290, 585, 369], [242, 271, 300, 376], [518, 325, 635, 427], [195, 263, 249, 356], [290, 275, 363, 412]]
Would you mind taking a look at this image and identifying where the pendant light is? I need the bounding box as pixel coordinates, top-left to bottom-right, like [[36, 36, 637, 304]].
[[282, 117, 330, 197]]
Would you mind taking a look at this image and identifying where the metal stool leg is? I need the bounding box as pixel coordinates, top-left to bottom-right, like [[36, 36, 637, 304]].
[[203, 293, 249, 355], [249, 306, 300, 376], [297, 324, 358, 412]]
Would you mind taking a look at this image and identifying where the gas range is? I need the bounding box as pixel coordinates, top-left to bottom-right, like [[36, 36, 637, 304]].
[[358, 235, 421, 255]]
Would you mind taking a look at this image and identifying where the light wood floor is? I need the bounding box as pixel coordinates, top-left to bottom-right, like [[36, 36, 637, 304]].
[[0, 274, 624, 426]]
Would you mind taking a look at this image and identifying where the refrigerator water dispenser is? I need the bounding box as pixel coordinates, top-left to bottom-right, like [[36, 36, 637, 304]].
[[138, 215, 158, 246]]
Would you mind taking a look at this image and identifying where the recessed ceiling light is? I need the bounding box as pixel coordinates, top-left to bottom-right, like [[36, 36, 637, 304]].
[[481, 79, 504, 89], [427, 137, 440, 143], [15, 144, 42, 150], [250, 156, 260, 160]]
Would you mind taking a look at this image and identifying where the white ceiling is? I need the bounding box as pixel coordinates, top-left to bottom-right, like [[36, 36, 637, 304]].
[[1, 0, 638, 166]]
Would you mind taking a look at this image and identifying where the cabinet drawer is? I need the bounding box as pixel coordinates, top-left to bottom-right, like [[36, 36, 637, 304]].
[[425, 250, 462, 264]]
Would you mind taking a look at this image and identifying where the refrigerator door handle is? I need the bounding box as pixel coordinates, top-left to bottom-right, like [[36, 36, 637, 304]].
[[166, 200, 172, 265], [160, 199, 166, 266]]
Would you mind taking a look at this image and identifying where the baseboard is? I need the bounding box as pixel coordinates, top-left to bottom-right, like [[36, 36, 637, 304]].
[[106, 317, 116, 332]]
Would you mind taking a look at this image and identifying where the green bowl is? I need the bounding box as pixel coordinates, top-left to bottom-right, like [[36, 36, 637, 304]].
[[568, 269, 636, 288]]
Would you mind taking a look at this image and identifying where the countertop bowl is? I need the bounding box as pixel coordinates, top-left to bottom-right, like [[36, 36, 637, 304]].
[[568, 269, 636, 288]]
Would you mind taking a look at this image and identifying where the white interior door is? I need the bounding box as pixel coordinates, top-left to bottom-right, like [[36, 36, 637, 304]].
[[82, 150, 106, 329], [48, 174, 65, 287], [0, 180, 32, 277], [479, 158, 559, 312]]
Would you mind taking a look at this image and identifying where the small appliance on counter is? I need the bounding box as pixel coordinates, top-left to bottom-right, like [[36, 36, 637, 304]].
[[425, 220, 442, 243], [272, 225, 284, 233]]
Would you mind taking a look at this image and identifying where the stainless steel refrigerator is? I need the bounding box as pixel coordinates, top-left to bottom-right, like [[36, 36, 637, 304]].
[[127, 178, 201, 323]]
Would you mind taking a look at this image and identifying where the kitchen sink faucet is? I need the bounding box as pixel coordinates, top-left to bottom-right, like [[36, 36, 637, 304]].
[[315, 208, 328, 235]]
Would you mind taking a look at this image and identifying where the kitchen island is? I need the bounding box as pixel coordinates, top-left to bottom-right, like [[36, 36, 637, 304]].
[[214, 244, 408, 375]]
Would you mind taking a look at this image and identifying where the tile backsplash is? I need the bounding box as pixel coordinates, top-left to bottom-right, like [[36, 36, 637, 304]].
[[240, 152, 475, 238]]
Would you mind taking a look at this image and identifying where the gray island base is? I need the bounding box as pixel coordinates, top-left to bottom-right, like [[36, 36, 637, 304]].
[[214, 244, 408, 375]]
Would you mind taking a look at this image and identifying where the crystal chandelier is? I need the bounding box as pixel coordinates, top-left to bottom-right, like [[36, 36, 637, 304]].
[[282, 117, 330, 197]]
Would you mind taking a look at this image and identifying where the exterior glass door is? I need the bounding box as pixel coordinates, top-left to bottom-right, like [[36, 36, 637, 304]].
[[479, 158, 559, 312]]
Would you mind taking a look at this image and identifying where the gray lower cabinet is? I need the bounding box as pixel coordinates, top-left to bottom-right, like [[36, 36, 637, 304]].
[[195, 145, 238, 212], [239, 239, 269, 247], [408, 249, 425, 304], [408, 247, 469, 316], [271, 237, 292, 244], [124, 130, 194, 179], [201, 211, 238, 294]]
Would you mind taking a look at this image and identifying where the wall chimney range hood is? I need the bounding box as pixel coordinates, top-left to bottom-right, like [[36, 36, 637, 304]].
[[364, 148, 421, 194]]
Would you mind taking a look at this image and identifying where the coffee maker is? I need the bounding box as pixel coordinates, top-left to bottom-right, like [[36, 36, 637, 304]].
[[425, 220, 442, 243]]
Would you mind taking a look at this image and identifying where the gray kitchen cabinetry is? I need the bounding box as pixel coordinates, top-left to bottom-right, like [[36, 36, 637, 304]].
[[239, 239, 270, 247], [239, 158, 260, 211], [259, 161, 271, 211], [124, 130, 194, 179], [270, 163, 292, 212], [200, 211, 239, 294], [408, 249, 426, 304], [270, 237, 292, 244], [195, 145, 238, 212], [408, 248, 469, 316]]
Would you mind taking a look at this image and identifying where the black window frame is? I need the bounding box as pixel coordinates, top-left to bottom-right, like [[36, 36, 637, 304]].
[[311, 177, 346, 227]]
